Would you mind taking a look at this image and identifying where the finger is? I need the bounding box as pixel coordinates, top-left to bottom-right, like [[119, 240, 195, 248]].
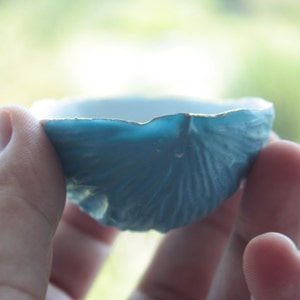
[[50, 201, 119, 299], [130, 135, 280, 300], [244, 232, 300, 300], [0, 106, 65, 299], [129, 186, 243, 300], [207, 140, 300, 299]]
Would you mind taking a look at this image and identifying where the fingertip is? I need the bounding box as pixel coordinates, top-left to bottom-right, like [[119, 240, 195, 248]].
[[244, 232, 300, 300], [0, 105, 66, 223], [244, 232, 298, 273]]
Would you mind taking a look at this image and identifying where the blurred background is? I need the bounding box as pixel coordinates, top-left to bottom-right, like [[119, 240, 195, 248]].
[[0, 0, 299, 299]]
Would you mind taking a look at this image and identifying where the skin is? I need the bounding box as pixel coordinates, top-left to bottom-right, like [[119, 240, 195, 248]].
[[0, 106, 300, 299]]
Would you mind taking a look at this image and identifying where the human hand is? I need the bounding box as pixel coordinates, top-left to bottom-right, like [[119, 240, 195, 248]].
[[130, 135, 300, 300], [0, 106, 118, 300], [1, 106, 300, 300]]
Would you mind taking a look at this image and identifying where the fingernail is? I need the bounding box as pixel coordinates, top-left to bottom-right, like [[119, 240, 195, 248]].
[[271, 232, 298, 251], [0, 111, 12, 152]]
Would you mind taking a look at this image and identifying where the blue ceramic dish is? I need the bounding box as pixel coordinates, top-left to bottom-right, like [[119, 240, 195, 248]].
[[31, 97, 274, 232]]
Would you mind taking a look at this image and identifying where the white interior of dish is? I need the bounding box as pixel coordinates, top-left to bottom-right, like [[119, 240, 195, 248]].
[[30, 97, 272, 122]]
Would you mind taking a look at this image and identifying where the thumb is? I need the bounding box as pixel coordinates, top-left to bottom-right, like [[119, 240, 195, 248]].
[[0, 106, 66, 299]]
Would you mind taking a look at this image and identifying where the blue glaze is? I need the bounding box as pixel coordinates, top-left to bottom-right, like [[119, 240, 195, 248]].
[[39, 98, 274, 232]]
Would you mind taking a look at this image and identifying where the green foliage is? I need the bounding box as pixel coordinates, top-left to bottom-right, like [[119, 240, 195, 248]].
[[226, 45, 300, 142]]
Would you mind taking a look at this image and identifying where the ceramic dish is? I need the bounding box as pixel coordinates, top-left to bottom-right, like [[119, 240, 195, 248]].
[[30, 97, 275, 232]]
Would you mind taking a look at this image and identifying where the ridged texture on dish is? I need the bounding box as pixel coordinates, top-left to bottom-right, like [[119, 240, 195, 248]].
[[42, 104, 274, 232]]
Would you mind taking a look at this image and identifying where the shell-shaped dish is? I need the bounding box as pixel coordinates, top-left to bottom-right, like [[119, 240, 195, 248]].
[[31, 97, 275, 232]]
